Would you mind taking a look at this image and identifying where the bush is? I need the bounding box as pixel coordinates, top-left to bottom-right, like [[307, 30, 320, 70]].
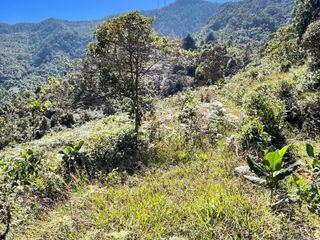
[[300, 96, 320, 135], [304, 70, 320, 91], [275, 80, 302, 128], [0, 149, 41, 239], [195, 45, 235, 85], [239, 118, 271, 151], [178, 90, 203, 147], [264, 25, 305, 70], [90, 130, 147, 175], [245, 90, 286, 146], [302, 19, 320, 71]]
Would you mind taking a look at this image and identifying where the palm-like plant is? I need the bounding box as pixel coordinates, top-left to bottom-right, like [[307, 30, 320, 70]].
[[245, 145, 300, 202]]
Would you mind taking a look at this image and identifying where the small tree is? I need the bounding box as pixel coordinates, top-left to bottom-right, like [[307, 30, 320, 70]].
[[89, 11, 171, 138], [182, 34, 197, 51]]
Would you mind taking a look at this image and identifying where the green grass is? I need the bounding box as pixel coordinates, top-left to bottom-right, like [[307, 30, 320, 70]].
[[12, 147, 320, 239]]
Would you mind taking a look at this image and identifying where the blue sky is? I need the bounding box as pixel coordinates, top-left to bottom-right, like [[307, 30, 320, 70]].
[[0, 0, 177, 24]]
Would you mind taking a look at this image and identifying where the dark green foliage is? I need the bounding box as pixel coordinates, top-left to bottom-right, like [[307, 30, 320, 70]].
[[275, 80, 302, 128], [293, 0, 320, 37], [182, 34, 197, 50], [0, 75, 76, 149], [245, 90, 286, 146], [195, 45, 236, 85], [293, 144, 320, 215], [1, 149, 41, 186], [0, 149, 41, 239], [264, 25, 305, 70], [197, 0, 294, 55], [90, 130, 147, 175], [178, 90, 201, 146], [299, 95, 320, 135], [240, 118, 272, 151], [302, 19, 320, 70], [205, 32, 216, 44]]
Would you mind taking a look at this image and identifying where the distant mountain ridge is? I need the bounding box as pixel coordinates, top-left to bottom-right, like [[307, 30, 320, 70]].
[[0, 0, 294, 98], [0, 0, 222, 94], [196, 0, 294, 51], [142, 0, 221, 36]]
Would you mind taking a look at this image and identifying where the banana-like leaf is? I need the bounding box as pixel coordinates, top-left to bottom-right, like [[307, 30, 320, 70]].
[[247, 156, 268, 177], [264, 145, 289, 172], [63, 146, 72, 155], [74, 140, 85, 151], [278, 145, 289, 158], [244, 175, 266, 185], [273, 162, 300, 181], [306, 144, 315, 158]]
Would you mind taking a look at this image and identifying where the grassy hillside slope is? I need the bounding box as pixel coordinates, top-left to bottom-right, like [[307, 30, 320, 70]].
[[3, 62, 320, 239]]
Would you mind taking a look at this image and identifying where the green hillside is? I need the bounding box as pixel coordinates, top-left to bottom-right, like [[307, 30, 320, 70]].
[[1, 0, 320, 239], [196, 0, 294, 52]]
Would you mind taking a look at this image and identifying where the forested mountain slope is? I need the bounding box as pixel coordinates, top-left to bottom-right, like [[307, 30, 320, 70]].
[[0, 0, 221, 95], [142, 0, 221, 36], [0, 19, 98, 91], [196, 0, 294, 51]]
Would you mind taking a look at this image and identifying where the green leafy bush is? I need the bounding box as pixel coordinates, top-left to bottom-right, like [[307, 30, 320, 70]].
[[302, 19, 320, 71], [240, 118, 271, 151], [178, 90, 202, 147], [90, 130, 147, 175], [264, 25, 305, 70], [293, 144, 320, 215], [245, 90, 286, 146], [0, 149, 41, 239]]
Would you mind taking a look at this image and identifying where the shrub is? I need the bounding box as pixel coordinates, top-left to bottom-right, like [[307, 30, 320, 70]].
[[245, 90, 286, 146], [90, 130, 147, 175], [240, 118, 271, 151], [264, 25, 305, 70], [0, 149, 41, 239], [302, 19, 320, 71], [293, 144, 320, 215], [300, 95, 320, 135], [195, 45, 235, 85], [304, 70, 320, 91], [275, 80, 302, 129], [178, 90, 202, 147]]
